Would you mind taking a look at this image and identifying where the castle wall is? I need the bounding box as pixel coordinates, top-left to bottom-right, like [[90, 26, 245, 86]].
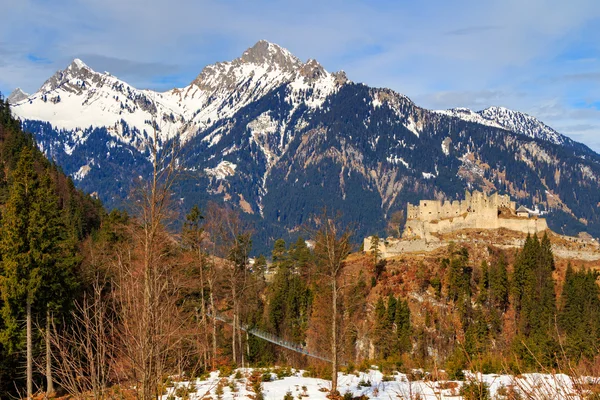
[[364, 236, 445, 257], [407, 191, 515, 222], [404, 214, 548, 241], [499, 218, 548, 235], [366, 192, 589, 260], [418, 200, 442, 222]]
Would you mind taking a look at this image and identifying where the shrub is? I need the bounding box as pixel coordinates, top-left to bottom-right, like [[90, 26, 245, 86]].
[[215, 380, 225, 399], [262, 371, 273, 382], [357, 378, 371, 388], [275, 366, 293, 379], [175, 383, 193, 400], [218, 363, 234, 377], [459, 380, 490, 400], [248, 370, 264, 400], [283, 390, 294, 400]]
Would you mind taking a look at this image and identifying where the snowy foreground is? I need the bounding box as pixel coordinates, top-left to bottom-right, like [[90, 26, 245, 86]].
[[161, 368, 599, 399]]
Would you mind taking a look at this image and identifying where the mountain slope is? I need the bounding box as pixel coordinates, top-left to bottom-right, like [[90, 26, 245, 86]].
[[435, 106, 573, 146], [9, 41, 600, 251]]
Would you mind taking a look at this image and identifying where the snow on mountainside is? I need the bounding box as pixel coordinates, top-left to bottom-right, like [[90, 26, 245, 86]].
[[478, 106, 568, 145], [10, 40, 347, 154], [10, 58, 184, 151], [435, 106, 569, 145], [9, 40, 600, 250]]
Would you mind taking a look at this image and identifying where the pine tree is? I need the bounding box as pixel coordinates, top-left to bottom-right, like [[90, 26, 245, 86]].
[[386, 294, 397, 328], [373, 297, 388, 358], [559, 265, 600, 361], [394, 298, 411, 353], [271, 238, 288, 270], [477, 260, 489, 306], [512, 234, 557, 366], [370, 235, 381, 262], [0, 148, 66, 397], [488, 253, 509, 312], [182, 205, 211, 369], [289, 236, 311, 276]]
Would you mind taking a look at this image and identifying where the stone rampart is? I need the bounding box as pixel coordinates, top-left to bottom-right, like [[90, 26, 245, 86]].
[[404, 213, 548, 241]]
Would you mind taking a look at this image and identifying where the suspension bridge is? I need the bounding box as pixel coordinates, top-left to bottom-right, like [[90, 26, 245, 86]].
[[211, 313, 333, 364]]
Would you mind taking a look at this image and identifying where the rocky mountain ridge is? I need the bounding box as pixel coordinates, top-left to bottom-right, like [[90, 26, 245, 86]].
[[7, 41, 600, 251]]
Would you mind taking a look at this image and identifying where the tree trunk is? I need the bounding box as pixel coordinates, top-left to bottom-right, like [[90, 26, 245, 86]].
[[331, 280, 338, 394], [232, 287, 237, 365], [199, 251, 208, 369], [210, 288, 217, 370], [238, 309, 244, 368], [27, 299, 33, 399], [46, 309, 54, 396]]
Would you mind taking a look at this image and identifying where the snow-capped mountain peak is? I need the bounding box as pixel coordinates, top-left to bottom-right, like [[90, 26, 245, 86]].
[[191, 40, 316, 92], [39, 58, 101, 93], [240, 40, 303, 71], [11, 40, 347, 160], [7, 88, 29, 104], [71, 58, 89, 70]]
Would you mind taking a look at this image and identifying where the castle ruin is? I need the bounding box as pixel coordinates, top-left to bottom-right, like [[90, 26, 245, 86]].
[[364, 191, 553, 258], [403, 190, 547, 240]]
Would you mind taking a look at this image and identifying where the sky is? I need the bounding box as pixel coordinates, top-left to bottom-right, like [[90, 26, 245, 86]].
[[1, 0, 600, 151]]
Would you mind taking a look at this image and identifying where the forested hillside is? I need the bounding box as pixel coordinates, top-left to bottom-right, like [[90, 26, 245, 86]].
[[0, 97, 103, 395]]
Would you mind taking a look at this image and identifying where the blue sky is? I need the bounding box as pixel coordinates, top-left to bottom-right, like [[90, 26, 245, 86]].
[[1, 0, 600, 151]]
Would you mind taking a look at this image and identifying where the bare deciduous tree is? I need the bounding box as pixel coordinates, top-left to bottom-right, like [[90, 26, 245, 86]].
[[48, 270, 115, 400], [203, 203, 254, 367], [112, 124, 187, 400], [311, 211, 353, 395]]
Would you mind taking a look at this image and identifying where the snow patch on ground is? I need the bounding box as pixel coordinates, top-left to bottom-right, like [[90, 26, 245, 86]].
[[404, 116, 421, 137], [73, 161, 94, 181], [386, 155, 409, 168], [441, 137, 451, 156], [204, 160, 237, 180], [161, 369, 598, 400]]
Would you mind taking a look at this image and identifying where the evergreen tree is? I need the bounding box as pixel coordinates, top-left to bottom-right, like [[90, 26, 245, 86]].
[[512, 234, 537, 316], [254, 254, 267, 277], [373, 297, 388, 358], [488, 253, 509, 312], [289, 236, 311, 274], [0, 148, 68, 397], [266, 239, 312, 347], [386, 294, 397, 328], [394, 298, 411, 353], [477, 260, 489, 306], [512, 234, 557, 366], [370, 235, 381, 262], [559, 265, 600, 361], [271, 238, 288, 270]]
